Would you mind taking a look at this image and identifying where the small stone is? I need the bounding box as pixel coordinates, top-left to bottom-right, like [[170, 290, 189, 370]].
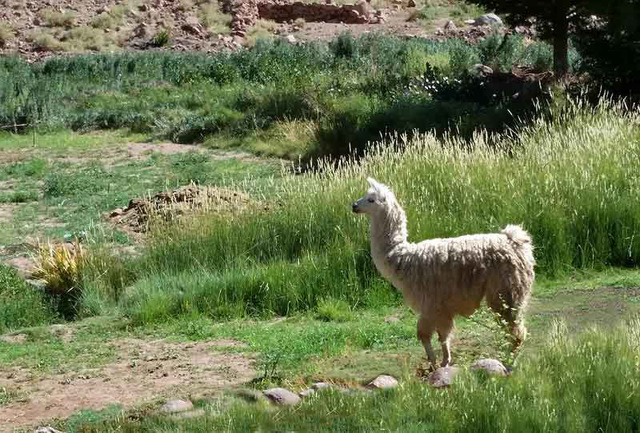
[[473, 13, 503, 26], [427, 366, 460, 388], [444, 20, 457, 31], [285, 34, 297, 44], [471, 359, 509, 376], [160, 399, 194, 413], [36, 428, 64, 433], [264, 388, 301, 406], [407, 0, 417, 7], [367, 375, 398, 390]]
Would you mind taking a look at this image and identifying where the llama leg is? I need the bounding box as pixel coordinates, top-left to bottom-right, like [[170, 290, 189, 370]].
[[417, 316, 436, 368], [437, 317, 454, 367]]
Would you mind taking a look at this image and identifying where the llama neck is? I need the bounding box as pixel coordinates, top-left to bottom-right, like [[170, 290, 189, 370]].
[[370, 199, 409, 257]]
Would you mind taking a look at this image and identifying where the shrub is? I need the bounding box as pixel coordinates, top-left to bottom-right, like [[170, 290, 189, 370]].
[[151, 28, 171, 47], [29, 32, 64, 52], [0, 23, 14, 47], [198, 2, 231, 34], [32, 240, 86, 319], [38, 9, 77, 27], [316, 298, 353, 322]]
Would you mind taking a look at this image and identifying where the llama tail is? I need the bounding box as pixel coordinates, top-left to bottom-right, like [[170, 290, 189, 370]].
[[501, 225, 535, 267]]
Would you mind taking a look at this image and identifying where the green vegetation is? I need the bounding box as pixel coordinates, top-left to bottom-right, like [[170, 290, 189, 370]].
[[0, 265, 56, 334], [0, 34, 564, 160], [0, 27, 639, 432], [71, 100, 639, 324], [410, 0, 486, 29], [42, 318, 640, 432]]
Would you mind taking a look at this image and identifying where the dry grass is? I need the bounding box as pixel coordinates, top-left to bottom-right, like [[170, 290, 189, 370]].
[[33, 240, 86, 296], [38, 9, 77, 27], [246, 19, 277, 47], [27, 31, 64, 52], [198, 1, 231, 35], [0, 23, 14, 47]]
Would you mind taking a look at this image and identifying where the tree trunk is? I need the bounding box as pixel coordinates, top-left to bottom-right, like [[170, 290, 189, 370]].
[[553, 0, 570, 79]]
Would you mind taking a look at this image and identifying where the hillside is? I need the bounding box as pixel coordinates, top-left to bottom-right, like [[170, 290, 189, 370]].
[[0, 0, 497, 59]]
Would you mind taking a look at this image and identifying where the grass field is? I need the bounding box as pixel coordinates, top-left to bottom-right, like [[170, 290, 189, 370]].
[[0, 32, 638, 431], [0, 34, 564, 161]]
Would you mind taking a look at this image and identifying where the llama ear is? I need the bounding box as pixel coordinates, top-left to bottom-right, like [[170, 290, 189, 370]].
[[367, 177, 380, 189]]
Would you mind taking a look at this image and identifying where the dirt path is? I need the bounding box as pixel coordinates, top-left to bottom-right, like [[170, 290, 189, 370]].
[[0, 338, 255, 432]]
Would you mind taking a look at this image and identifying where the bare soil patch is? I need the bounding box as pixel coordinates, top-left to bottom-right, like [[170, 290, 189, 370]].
[[529, 286, 640, 337], [0, 204, 17, 224], [0, 338, 255, 432]]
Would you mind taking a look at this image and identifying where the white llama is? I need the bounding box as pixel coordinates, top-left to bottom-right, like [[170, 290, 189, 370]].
[[352, 178, 535, 368]]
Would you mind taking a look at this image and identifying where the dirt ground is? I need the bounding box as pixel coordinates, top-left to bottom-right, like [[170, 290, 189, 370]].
[[0, 337, 254, 432]]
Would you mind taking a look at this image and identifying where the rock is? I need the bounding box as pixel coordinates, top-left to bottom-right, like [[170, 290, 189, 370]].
[[471, 359, 509, 376], [160, 399, 194, 413], [444, 20, 457, 31], [36, 428, 64, 433], [427, 366, 460, 388], [367, 374, 398, 390], [407, 0, 417, 7], [471, 64, 494, 77], [263, 388, 301, 406], [474, 13, 502, 26], [133, 23, 147, 38], [182, 23, 203, 36], [138, 4, 150, 12], [354, 0, 373, 17], [284, 34, 297, 44]]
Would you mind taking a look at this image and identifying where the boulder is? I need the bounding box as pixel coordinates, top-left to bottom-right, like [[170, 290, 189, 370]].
[[367, 374, 398, 390], [474, 13, 502, 26], [471, 359, 509, 376], [427, 366, 460, 388], [444, 20, 457, 32], [263, 388, 301, 406], [160, 399, 194, 413]]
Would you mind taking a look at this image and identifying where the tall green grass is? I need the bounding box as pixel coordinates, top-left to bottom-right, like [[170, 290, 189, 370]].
[[0, 34, 561, 159], [0, 265, 56, 333], [98, 100, 640, 323]]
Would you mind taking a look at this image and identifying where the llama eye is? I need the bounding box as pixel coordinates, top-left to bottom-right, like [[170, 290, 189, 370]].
[[368, 198, 375, 203]]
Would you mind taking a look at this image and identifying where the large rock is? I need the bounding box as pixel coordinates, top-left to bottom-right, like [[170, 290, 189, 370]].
[[474, 13, 502, 26], [427, 366, 460, 388], [160, 399, 194, 413], [263, 388, 301, 406], [471, 359, 509, 376], [367, 374, 398, 390]]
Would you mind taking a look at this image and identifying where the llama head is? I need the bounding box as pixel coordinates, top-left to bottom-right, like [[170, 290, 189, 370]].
[[352, 177, 396, 215]]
